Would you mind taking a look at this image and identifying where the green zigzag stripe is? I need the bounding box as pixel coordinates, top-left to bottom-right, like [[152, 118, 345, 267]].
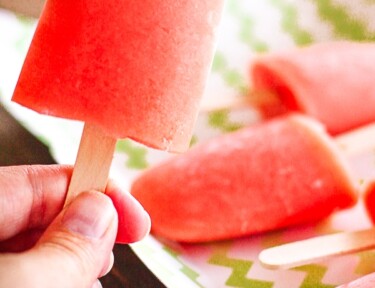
[[208, 109, 245, 133], [212, 51, 248, 95], [163, 246, 204, 287], [227, 0, 269, 52], [355, 251, 375, 275], [115, 139, 148, 169], [208, 247, 273, 288], [268, 0, 314, 45], [314, 0, 375, 41], [293, 264, 335, 288]]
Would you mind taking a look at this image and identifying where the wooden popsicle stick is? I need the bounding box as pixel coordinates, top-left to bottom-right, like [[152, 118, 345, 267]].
[[334, 122, 375, 156], [259, 228, 375, 270], [199, 90, 279, 112], [257, 121, 375, 269], [64, 123, 117, 205]]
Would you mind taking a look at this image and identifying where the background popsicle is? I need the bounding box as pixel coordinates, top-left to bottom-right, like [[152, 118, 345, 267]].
[[131, 114, 358, 242], [11, 0, 225, 202], [363, 181, 375, 224], [337, 271, 375, 288], [250, 41, 375, 135], [203, 41, 375, 136]]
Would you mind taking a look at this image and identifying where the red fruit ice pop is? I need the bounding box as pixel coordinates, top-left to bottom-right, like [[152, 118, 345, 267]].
[[337, 272, 375, 288], [250, 41, 375, 135], [131, 114, 358, 243], [363, 181, 375, 223], [11, 0, 225, 203], [259, 168, 375, 269]]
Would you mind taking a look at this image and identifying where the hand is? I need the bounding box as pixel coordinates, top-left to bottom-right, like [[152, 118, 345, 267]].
[[0, 165, 151, 288]]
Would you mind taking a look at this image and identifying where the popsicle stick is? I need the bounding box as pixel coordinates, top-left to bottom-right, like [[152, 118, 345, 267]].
[[65, 123, 117, 205], [335, 122, 375, 156], [257, 121, 375, 269], [259, 228, 375, 270], [199, 90, 279, 112]]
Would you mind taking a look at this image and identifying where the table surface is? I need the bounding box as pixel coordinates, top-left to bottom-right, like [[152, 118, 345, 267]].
[[0, 104, 166, 288]]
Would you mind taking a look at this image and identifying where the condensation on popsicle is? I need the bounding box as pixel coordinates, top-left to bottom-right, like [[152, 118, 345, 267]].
[[12, 0, 225, 153], [250, 41, 375, 135], [131, 114, 358, 243]]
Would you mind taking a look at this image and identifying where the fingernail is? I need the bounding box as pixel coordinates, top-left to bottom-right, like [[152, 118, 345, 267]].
[[62, 192, 115, 239]]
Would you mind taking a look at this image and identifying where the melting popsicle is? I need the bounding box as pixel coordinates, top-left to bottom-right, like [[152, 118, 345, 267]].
[[131, 114, 358, 243], [12, 0, 225, 203]]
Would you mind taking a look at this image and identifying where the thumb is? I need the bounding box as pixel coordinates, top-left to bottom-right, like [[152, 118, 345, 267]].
[[0, 191, 117, 288]]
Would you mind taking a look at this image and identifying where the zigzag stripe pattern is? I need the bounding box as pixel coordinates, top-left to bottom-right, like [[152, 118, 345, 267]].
[[293, 265, 335, 288], [226, 0, 269, 52], [313, 0, 375, 40], [115, 139, 148, 170], [268, 0, 314, 45], [208, 248, 273, 288]]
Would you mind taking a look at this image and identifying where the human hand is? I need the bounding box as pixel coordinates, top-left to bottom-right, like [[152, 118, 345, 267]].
[[0, 165, 151, 288]]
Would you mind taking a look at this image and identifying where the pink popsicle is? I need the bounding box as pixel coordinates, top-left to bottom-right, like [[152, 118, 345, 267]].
[[131, 114, 357, 242], [251, 41, 375, 135], [13, 0, 224, 152], [337, 272, 375, 288], [12, 0, 225, 202]]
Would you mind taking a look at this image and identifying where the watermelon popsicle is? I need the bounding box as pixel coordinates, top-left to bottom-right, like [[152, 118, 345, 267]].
[[252, 41, 375, 134], [337, 272, 375, 288], [205, 41, 375, 135], [131, 114, 358, 243], [11, 0, 225, 203]]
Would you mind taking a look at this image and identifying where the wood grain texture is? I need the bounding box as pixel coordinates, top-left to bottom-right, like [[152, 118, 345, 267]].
[[65, 123, 116, 204]]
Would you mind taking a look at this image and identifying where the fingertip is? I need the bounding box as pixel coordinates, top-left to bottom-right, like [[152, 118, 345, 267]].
[[105, 180, 151, 243], [91, 280, 103, 288]]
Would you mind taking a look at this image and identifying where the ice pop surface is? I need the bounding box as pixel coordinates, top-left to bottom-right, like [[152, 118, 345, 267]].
[[250, 41, 375, 135], [131, 114, 358, 243], [363, 181, 375, 224], [337, 272, 375, 288], [12, 0, 225, 153]]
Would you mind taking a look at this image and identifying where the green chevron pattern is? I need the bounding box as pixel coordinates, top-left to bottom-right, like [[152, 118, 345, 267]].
[[269, 0, 314, 45], [207, 109, 245, 133], [163, 246, 204, 288], [212, 51, 248, 95], [115, 139, 148, 169], [227, 0, 269, 52], [355, 251, 375, 275], [293, 265, 335, 288], [208, 245, 273, 288], [314, 0, 375, 41]]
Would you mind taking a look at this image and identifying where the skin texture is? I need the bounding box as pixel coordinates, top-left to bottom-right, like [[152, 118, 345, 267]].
[[0, 165, 150, 288]]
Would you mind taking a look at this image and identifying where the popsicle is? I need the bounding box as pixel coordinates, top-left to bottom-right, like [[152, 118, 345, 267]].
[[251, 41, 375, 135], [131, 114, 358, 243], [205, 41, 375, 135], [337, 272, 375, 288], [259, 176, 375, 269], [363, 181, 375, 223], [11, 0, 225, 203]]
